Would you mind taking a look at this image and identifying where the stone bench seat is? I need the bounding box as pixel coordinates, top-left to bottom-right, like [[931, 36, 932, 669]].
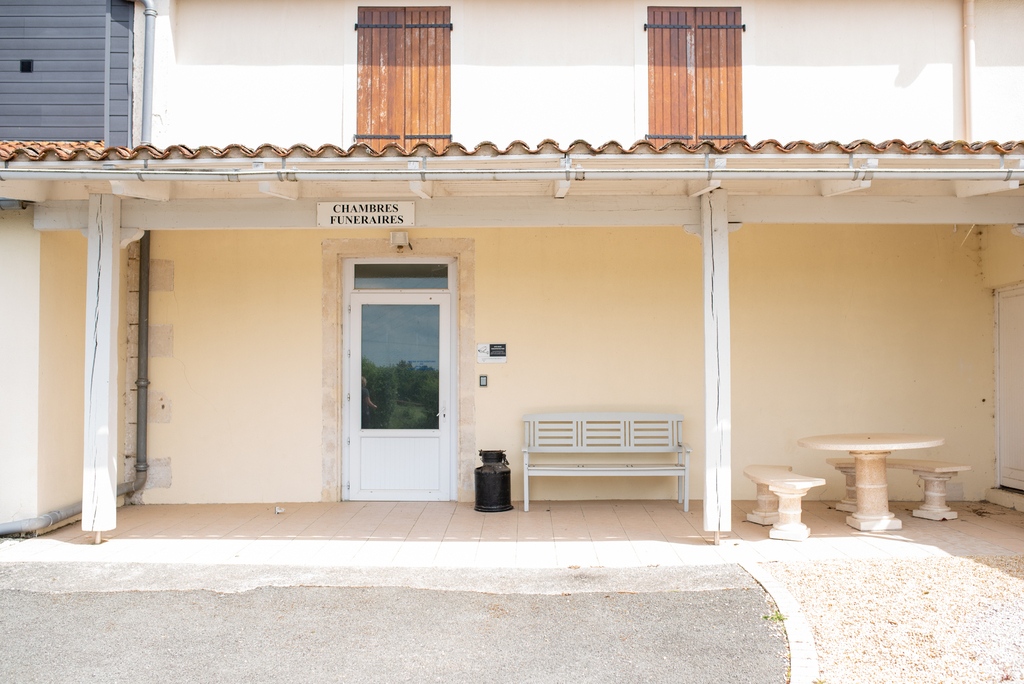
[[743, 465, 826, 541], [826, 457, 971, 520]]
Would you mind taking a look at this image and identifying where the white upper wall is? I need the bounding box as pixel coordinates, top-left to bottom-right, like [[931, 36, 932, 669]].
[[147, 0, 1021, 148], [973, 0, 1024, 142]]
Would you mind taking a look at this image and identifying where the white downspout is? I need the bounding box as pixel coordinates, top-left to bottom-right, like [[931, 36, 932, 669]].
[[963, 0, 976, 141], [130, 0, 157, 145]]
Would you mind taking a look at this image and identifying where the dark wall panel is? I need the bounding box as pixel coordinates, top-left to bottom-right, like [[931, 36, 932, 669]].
[[0, 0, 134, 145]]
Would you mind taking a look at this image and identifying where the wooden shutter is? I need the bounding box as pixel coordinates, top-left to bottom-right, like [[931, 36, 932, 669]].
[[647, 7, 696, 148], [647, 6, 742, 147], [356, 6, 451, 152], [694, 7, 742, 142]]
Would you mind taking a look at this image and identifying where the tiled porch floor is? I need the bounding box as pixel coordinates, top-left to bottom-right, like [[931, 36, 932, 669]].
[[3, 498, 1023, 568]]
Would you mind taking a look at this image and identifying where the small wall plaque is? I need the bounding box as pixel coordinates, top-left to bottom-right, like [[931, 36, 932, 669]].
[[477, 343, 507, 364]]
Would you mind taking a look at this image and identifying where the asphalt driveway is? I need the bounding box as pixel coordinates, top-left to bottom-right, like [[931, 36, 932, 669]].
[[0, 562, 787, 684]]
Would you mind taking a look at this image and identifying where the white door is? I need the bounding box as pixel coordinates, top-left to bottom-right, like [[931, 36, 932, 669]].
[[998, 287, 1024, 491], [347, 291, 452, 500]]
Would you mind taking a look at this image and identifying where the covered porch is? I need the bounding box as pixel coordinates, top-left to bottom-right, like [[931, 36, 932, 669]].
[[2, 139, 1024, 542], [4, 498, 1024, 567]]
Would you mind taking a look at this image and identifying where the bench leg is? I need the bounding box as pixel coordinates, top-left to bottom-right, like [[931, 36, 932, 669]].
[[834, 464, 858, 513], [523, 451, 530, 513], [768, 484, 814, 541], [912, 472, 957, 520], [746, 483, 780, 525], [682, 449, 690, 513]]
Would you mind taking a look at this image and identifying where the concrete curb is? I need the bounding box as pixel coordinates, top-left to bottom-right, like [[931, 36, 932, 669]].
[[739, 560, 821, 684]]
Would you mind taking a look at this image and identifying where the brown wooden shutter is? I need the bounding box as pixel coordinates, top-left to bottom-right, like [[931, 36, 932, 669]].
[[647, 6, 742, 147], [647, 6, 695, 148], [356, 6, 451, 152], [694, 7, 742, 142], [404, 7, 451, 150]]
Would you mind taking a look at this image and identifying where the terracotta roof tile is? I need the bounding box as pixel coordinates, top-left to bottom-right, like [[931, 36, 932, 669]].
[[1, 139, 1022, 163]]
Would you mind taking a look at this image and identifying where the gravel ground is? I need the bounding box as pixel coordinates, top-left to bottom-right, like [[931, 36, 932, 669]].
[[767, 555, 1024, 684]]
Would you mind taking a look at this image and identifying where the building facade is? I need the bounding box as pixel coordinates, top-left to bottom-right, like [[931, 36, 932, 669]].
[[1, 0, 1023, 536]]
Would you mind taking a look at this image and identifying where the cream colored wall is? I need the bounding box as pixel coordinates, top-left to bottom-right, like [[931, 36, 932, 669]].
[[150, 0, 1012, 148], [1, 219, 91, 522], [731, 223, 995, 502], [37, 232, 88, 513], [144, 226, 705, 504], [143, 221, 996, 505], [145, 230, 326, 503], [0, 212, 41, 521], [982, 225, 1024, 290], [472, 226, 705, 503]]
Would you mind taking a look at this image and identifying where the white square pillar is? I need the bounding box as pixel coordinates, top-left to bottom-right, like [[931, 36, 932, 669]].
[[701, 189, 732, 536], [82, 194, 121, 533]]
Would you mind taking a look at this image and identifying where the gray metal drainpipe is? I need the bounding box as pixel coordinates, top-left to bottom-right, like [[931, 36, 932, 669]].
[[130, 231, 152, 495], [0, 232, 152, 537]]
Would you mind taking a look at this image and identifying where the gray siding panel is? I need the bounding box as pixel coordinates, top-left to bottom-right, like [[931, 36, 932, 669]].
[[0, 105, 106, 117], [1, 6, 108, 18], [2, 91, 105, 104], [109, 0, 133, 146], [0, 27, 107, 39], [0, 126, 104, 139], [0, 0, 133, 144]]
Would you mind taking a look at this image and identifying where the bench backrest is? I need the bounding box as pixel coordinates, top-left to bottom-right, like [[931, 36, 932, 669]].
[[523, 412, 684, 451]]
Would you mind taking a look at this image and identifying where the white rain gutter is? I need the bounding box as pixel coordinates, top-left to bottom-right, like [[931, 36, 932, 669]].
[[963, 0, 976, 141], [1, 167, 1021, 183]]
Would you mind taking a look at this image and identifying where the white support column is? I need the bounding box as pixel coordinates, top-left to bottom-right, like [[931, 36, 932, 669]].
[[701, 189, 732, 536], [82, 194, 121, 537]]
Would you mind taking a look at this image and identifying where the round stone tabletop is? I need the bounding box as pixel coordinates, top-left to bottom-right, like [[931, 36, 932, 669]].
[[796, 433, 945, 452]]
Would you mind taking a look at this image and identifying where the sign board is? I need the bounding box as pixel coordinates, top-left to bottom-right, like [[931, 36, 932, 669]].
[[317, 202, 415, 227], [477, 343, 507, 364]]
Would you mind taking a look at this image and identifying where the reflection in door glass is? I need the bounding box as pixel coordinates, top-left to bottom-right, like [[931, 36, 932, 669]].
[[361, 304, 440, 430]]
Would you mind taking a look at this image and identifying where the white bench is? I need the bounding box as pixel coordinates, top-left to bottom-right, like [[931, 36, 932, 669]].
[[522, 412, 690, 513], [826, 457, 971, 520], [743, 465, 826, 541]]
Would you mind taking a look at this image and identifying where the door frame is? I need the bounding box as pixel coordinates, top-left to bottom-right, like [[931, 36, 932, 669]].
[[996, 284, 1024, 491], [341, 257, 459, 500]]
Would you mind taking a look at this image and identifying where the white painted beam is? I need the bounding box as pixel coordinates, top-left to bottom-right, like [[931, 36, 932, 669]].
[[553, 180, 571, 199], [953, 179, 1020, 198], [701, 189, 732, 537], [0, 180, 48, 202], [109, 180, 172, 202], [407, 161, 433, 199], [258, 181, 300, 201], [32, 194, 1024, 231], [34, 197, 703, 230], [819, 179, 871, 197], [409, 180, 433, 199], [688, 180, 721, 197], [82, 194, 121, 536], [729, 195, 1024, 225]]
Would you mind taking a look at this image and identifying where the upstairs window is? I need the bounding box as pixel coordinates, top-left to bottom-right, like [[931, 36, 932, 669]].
[[356, 6, 452, 152], [646, 7, 744, 147]]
